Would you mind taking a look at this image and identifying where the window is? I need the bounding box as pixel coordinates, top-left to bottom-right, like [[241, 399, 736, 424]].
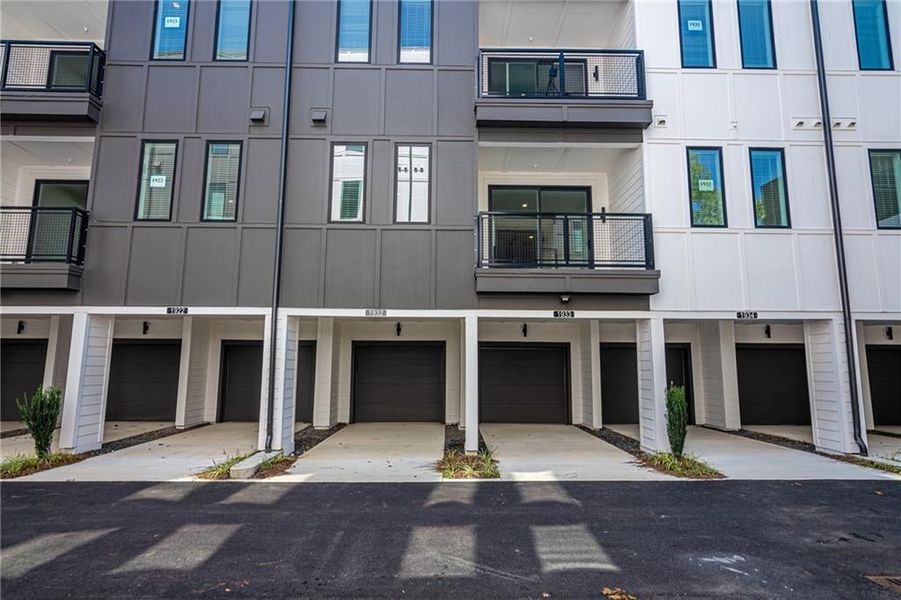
[[399, 0, 432, 63], [737, 0, 776, 68], [202, 142, 242, 221], [330, 144, 366, 222], [30, 180, 89, 260], [853, 0, 894, 70], [215, 0, 251, 60], [486, 58, 587, 97], [136, 141, 177, 220], [337, 0, 371, 62], [749, 149, 790, 228], [687, 147, 726, 227], [869, 150, 901, 228], [678, 0, 716, 68], [152, 0, 190, 60], [395, 145, 430, 223]]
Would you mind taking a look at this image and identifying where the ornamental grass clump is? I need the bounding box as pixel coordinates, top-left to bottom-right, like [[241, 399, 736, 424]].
[[17, 386, 62, 459]]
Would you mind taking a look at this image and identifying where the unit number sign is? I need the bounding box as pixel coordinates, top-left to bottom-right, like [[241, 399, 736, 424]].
[[553, 310, 576, 318], [166, 306, 189, 315], [736, 311, 758, 320]]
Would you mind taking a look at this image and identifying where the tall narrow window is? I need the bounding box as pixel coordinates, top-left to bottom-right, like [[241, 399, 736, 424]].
[[395, 145, 430, 222], [331, 144, 366, 222], [136, 141, 178, 220], [687, 147, 726, 227], [152, 0, 190, 60], [337, 0, 371, 62], [749, 149, 790, 228], [399, 0, 432, 63], [202, 142, 242, 221], [869, 150, 901, 229], [678, 0, 716, 68], [215, 0, 251, 60], [853, 0, 894, 70], [737, 0, 776, 68]]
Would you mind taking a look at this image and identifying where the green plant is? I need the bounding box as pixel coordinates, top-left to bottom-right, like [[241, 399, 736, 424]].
[[0, 452, 81, 479], [196, 452, 253, 480], [665, 384, 688, 457], [437, 449, 500, 479], [17, 386, 62, 459]]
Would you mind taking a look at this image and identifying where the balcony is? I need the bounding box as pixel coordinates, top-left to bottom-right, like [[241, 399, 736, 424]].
[[475, 211, 659, 295], [1, 40, 105, 123], [0, 207, 88, 290], [475, 49, 653, 130]]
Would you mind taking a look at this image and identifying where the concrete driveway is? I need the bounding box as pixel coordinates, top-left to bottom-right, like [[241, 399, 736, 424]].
[[480, 424, 670, 481], [272, 423, 445, 482], [867, 433, 901, 466], [1, 421, 172, 460], [17, 423, 258, 482]]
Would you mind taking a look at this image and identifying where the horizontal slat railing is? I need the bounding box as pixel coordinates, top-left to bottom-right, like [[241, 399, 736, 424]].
[[0, 207, 88, 265], [1, 40, 105, 97], [479, 48, 645, 100], [477, 211, 654, 269]]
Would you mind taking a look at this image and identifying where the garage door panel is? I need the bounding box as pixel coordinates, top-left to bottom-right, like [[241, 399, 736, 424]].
[[479, 344, 569, 424], [600, 344, 638, 424], [1, 340, 49, 421], [295, 342, 316, 423], [737, 345, 811, 426], [220, 342, 263, 422], [353, 343, 445, 423], [867, 346, 901, 426], [106, 341, 180, 421]]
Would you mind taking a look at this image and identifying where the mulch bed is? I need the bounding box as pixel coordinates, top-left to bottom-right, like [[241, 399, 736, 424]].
[[444, 424, 489, 453], [252, 455, 298, 479]]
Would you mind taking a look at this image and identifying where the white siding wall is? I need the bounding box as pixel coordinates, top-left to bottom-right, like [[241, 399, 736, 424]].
[[607, 147, 645, 214], [804, 319, 859, 453], [270, 313, 297, 452], [184, 318, 210, 427], [636, 318, 668, 452], [51, 315, 72, 392], [696, 320, 740, 430]]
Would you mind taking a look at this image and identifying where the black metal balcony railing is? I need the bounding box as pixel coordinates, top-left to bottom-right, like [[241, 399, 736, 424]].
[[0, 207, 89, 265], [477, 212, 654, 269], [1, 40, 105, 97], [479, 49, 645, 100]]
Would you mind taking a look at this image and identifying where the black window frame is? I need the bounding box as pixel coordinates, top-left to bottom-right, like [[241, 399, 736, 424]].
[[150, 0, 192, 61], [686, 146, 728, 228], [200, 140, 244, 223], [748, 147, 791, 229], [487, 184, 593, 214], [134, 139, 179, 222], [677, 0, 718, 69], [31, 179, 90, 208], [736, 0, 777, 69], [868, 148, 901, 230], [397, 0, 434, 65], [852, 0, 895, 71], [393, 142, 432, 224], [335, 0, 374, 64], [213, 0, 253, 62], [328, 141, 369, 224]]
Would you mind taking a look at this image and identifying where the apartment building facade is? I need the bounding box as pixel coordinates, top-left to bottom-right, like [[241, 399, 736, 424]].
[[1, 0, 898, 456]]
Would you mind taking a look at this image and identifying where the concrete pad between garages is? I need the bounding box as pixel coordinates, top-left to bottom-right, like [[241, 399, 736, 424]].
[[867, 434, 901, 466], [16, 422, 258, 482], [1, 421, 172, 460], [480, 424, 671, 481], [272, 422, 444, 483]]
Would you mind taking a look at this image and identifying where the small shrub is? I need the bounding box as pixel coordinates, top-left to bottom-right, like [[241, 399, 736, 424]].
[[196, 452, 253, 480], [665, 384, 688, 457], [17, 386, 62, 459], [642, 452, 723, 479], [437, 448, 500, 479]]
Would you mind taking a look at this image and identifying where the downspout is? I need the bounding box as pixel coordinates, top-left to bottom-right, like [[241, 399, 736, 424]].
[[809, 0, 867, 455], [265, 0, 296, 452]]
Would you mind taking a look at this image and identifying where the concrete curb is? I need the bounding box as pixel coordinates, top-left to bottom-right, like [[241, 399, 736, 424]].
[[230, 451, 280, 479]]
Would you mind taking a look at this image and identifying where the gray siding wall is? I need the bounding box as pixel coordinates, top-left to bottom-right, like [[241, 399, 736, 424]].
[[5, 0, 479, 309]]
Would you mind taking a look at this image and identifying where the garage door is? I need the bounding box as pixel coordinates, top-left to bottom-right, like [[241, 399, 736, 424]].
[[479, 344, 569, 424], [867, 346, 901, 426], [1, 340, 48, 421], [219, 341, 263, 422], [600, 344, 638, 424], [295, 342, 316, 423], [666, 345, 696, 425], [737, 345, 811, 425], [352, 343, 445, 422], [106, 340, 180, 421]]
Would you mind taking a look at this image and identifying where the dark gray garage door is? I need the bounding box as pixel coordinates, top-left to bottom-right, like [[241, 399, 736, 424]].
[[600, 343, 638, 424], [737, 345, 811, 426], [352, 343, 445, 422], [219, 341, 263, 422], [666, 345, 696, 425], [867, 346, 901, 426], [1, 340, 48, 421], [106, 340, 180, 421], [479, 344, 569, 424], [295, 342, 316, 423]]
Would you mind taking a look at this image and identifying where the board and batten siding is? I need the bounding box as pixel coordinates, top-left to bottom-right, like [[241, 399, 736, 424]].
[[636, 318, 668, 452], [804, 319, 858, 453]]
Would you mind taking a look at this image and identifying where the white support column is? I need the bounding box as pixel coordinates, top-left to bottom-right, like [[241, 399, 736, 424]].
[[718, 321, 741, 430], [589, 320, 602, 429], [696, 320, 740, 430], [464, 315, 479, 453], [58, 313, 114, 454], [270, 313, 297, 453], [636, 318, 668, 453], [804, 318, 862, 454], [312, 317, 335, 429], [257, 311, 273, 450], [175, 316, 192, 428], [41, 315, 60, 388], [854, 320, 874, 431]]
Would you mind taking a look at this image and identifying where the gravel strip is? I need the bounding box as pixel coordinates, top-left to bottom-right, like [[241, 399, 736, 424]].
[[294, 423, 346, 454], [444, 424, 488, 453], [578, 425, 643, 457], [98, 424, 208, 454]]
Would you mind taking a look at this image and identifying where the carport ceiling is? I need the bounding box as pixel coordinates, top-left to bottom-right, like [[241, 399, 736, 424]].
[[480, 0, 626, 48], [1, 140, 94, 204], [478, 146, 636, 173], [0, 0, 107, 45]]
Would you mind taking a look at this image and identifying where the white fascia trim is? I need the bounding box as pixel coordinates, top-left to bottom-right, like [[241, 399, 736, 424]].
[[850, 313, 901, 322], [0, 306, 270, 316], [0, 136, 96, 143]]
